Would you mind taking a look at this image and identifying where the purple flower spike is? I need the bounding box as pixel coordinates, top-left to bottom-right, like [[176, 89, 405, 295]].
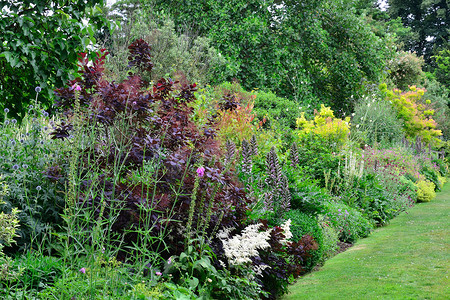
[[196, 166, 205, 177]]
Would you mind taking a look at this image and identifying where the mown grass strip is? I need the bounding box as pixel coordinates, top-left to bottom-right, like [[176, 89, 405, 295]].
[[284, 183, 450, 300]]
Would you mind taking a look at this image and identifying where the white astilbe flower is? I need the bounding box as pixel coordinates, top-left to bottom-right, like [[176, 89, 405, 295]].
[[218, 223, 271, 266], [216, 226, 235, 240], [280, 219, 293, 244]]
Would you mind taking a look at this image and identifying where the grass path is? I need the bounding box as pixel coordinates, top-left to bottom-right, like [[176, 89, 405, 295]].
[[284, 183, 450, 300]]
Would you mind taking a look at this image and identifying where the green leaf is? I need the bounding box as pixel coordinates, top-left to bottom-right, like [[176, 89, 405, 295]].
[[188, 277, 199, 289]]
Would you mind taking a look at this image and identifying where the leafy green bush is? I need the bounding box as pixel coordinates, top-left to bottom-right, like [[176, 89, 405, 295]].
[[284, 166, 329, 216], [0, 102, 64, 251], [282, 210, 323, 272], [341, 172, 414, 225], [323, 200, 373, 243], [253, 90, 301, 130], [415, 180, 436, 202], [292, 134, 341, 186], [318, 215, 339, 264]]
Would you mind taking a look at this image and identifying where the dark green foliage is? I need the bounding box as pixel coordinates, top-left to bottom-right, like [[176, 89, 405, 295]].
[[0, 105, 64, 251], [349, 174, 411, 225], [294, 134, 341, 186], [284, 166, 329, 216], [6, 253, 63, 292], [387, 0, 449, 64], [149, 0, 391, 112], [420, 165, 441, 191], [0, 0, 108, 120], [282, 210, 323, 272], [253, 91, 301, 129], [323, 200, 373, 243], [433, 48, 450, 90]]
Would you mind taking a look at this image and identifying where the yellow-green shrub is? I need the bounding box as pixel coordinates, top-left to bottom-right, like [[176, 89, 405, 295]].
[[0, 176, 21, 280], [380, 84, 442, 144], [296, 104, 350, 149], [415, 180, 436, 202]]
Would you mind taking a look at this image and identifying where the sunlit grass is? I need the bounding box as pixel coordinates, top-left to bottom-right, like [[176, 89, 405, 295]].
[[284, 182, 450, 299]]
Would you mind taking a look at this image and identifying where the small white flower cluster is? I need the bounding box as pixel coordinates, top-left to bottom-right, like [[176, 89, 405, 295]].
[[279, 219, 293, 244], [218, 223, 271, 266]]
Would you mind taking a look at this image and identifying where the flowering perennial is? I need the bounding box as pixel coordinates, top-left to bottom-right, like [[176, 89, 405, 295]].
[[218, 224, 271, 266]]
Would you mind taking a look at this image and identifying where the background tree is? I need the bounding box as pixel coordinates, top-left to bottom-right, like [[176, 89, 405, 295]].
[[0, 0, 109, 119], [387, 0, 450, 65], [144, 0, 394, 112]]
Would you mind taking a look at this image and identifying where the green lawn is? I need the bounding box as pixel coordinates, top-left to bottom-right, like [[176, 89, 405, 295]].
[[284, 183, 450, 300]]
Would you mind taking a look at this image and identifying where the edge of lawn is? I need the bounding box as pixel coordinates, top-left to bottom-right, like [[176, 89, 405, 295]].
[[283, 182, 450, 300]]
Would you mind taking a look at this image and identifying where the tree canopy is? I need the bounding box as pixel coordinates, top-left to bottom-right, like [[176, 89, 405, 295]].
[[146, 0, 393, 111], [387, 0, 449, 64], [0, 0, 108, 119]]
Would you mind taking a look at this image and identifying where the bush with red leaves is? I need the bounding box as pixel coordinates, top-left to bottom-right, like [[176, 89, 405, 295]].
[[51, 39, 251, 259]]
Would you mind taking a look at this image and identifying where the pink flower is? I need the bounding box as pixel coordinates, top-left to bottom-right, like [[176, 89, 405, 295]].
[[79, 267, 86, 274], [156, 271, 162, 276], [196, 166, 205, 177], [72, 84, 81, 91]]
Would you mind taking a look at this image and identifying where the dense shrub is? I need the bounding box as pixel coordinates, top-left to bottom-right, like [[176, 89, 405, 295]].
[[415, 180, 436, 202], [387, 50, 424, 90], [380, 84, 442, 144], [322, 200, 373, 243], [253, 91, 302, 130], [296, 104, 351, 150], [0, 103, 64, 251], [52, 40, 251, 261], [317, 215, 339, 263], [292, 134, 341, 186], [282, 210, 324, 272], [284, 165, 329, 216]]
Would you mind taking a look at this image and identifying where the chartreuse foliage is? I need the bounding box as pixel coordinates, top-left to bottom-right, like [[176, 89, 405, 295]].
[[0, 177, 20, 281], [415, 180, 436, 202], [296, 104, 351, 150], [0, 0, 109, 119], [380, 83, 442, 144]]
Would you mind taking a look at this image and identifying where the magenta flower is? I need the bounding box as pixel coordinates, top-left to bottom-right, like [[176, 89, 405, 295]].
[[196, 166, 205, 177], [72, 83, 81, 91], [79, 267, 86, 274], [156, 271, 162, 276]]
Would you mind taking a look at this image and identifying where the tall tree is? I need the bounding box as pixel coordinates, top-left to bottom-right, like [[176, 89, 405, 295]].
[[387, 0, 449, 64], [0, 0, 108, 119], [148, 0, 392, 111]]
